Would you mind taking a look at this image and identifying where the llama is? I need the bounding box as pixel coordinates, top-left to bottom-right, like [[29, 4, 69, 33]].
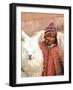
[[21, 31, 43, 77]]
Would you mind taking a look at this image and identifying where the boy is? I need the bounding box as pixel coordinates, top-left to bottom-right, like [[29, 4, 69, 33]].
[[39, 23, 64, 76]]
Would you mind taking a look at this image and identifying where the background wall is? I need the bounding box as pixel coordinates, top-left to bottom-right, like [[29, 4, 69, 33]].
[[22, 13, 64, 36], [0, 0, 72, 90]]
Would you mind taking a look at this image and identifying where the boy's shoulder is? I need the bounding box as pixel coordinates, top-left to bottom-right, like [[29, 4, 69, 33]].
[[53, 45, 63, 54]]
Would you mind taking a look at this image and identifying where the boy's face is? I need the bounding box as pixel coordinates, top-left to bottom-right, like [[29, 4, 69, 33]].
[[44, 32, 56, 46]]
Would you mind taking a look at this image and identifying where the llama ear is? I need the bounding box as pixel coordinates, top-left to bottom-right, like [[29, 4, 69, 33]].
[[57, 32, 64, 50], [32, 30, 45, 43], [21, 31, 30, 41]]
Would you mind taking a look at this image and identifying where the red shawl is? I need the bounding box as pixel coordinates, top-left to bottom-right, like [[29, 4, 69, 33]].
[[39, 41, 64, 76]]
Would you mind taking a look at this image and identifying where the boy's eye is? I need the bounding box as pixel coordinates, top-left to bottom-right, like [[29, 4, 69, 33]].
[[52, 36, 55, 38]]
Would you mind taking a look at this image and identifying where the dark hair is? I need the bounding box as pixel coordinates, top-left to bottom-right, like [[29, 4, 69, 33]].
[[54, 37, 58, 45]]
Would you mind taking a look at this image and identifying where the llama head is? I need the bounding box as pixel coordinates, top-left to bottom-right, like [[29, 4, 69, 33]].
[[21, 31, 43, 61]]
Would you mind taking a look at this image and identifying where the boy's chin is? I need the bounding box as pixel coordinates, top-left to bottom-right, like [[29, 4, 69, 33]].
[[48, 44, 52, 46], [46, 42, 52, 46]]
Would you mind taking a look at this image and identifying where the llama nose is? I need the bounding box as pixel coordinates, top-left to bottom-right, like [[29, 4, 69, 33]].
[[29, 55, 32, 60]]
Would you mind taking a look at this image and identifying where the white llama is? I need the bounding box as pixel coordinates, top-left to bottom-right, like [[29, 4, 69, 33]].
[[21, 31, 43, 77]]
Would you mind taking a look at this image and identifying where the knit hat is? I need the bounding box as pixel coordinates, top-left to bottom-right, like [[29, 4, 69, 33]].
[[45, 23, 57, 34]]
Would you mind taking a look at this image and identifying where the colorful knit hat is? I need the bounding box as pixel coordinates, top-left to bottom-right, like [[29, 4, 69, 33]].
[[45, 23, 57, 34]]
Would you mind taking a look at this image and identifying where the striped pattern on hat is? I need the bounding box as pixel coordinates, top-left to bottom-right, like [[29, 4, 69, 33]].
[[45, 23, 57, 34]]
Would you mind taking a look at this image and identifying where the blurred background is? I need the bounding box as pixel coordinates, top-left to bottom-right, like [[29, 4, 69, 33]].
[[21, 12, 64, 36]]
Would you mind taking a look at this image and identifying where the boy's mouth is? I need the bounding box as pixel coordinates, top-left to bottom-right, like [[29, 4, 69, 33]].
[[45, 39, 53, 45]]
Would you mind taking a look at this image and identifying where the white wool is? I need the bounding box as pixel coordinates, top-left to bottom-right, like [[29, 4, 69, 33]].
[[57, 32, 64, 50]]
